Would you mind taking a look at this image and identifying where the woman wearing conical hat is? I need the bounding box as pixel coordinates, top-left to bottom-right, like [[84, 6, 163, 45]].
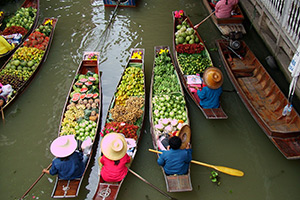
[[42, 135, 92, 180], [99, 133, 131, 182], [194, 67, 223, 109]]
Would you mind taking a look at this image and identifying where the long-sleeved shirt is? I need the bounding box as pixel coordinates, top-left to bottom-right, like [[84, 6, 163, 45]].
[[157, 148, 192, 175], [197, 86, 222, 108], [215, 0, 239, 18], [50, 151, 85, 180], [100, 154, 131, 182]]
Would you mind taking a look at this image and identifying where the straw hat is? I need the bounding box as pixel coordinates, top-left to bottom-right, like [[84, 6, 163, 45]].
[[203, 67, 223, 89], [101, 133, 127, 161], [177, 124, 191, 149], [50, 135, 77, 158]]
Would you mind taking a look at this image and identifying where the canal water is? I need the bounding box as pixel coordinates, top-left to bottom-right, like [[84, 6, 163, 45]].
[[1, 0, 300, 199]]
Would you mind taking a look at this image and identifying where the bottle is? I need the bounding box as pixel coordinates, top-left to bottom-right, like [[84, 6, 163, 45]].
[[282, 104, 289, 116], [287, 105, 293, 116]]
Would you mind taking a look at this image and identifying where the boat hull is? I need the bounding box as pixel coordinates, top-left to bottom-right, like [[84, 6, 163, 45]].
[[150, 46, 192, 192], [93, 48, 146, 200], [51, 53, 103, 198], [103, 0, 136, 7], [216, 39, 300, 159], [202, 0, 246, 35], [172, 11, 228, 119]]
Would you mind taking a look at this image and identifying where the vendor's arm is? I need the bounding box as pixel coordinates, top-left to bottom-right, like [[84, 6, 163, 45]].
[[157, 151, 166, 167], [197, 87, 207, 100]]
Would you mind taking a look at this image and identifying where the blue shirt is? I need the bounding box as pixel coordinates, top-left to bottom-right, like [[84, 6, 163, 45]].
[[197, 86, 222, 108], [157, 149, 192, 175], [50, 151, 85, 180]]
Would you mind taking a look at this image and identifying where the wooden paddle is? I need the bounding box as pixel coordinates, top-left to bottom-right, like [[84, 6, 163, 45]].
[[149, 149, 244, 177], [20, 163, 52, 200], [194, 10, 216, 29], [128, 168, 177, 200]]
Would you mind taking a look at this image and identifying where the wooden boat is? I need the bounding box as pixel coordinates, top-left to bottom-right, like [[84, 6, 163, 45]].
[[0, 17, 57, 110], [201, 0, 246, 35], [172, 11, 228, 119], [93, 48, 146, 200], [0, 0, 40, 58], [216, 39, 300, 159], [149, 46, 192, 192], [51, 51, 102, 198], [103, 0, 136, 7]]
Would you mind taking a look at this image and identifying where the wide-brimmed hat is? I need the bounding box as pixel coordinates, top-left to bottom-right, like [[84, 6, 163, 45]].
[[203, 67, 223, 89], [101, 133, 127, 161], [50, 135, 77, 158], [176, 124, 191, 149]]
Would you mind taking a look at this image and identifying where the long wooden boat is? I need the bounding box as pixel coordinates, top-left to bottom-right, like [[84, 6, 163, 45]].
[[93, 48, 146, 200], [0, 0, 39, 58], [0, 17, 57, 110], [51, 52, 103, 198], [201, 0, 246, 35], [172, 11, 228, 119], [216, 39, 300, 159], [150, 46, 192, 192], [103, 0, 136, 7]]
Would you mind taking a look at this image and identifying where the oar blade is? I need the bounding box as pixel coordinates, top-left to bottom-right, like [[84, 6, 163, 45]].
[[214, 165, 244, 177]]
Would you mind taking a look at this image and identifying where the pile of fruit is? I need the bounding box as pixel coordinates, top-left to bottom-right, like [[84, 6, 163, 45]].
[[23, 31, 50, 50], [0, 20, 54, 97], [3, 7, 37, 32], [175, 20, 200, 45], [115, 62, 144, 105], [101, 122, 139, 140], [101, 55, 145, 140], [177, 53, 212, 74], [60, 71, 100, 142], [152, 48, 188, 136]]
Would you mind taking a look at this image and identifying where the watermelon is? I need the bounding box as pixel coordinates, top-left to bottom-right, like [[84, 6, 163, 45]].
[[71, 96, 79, 102], [80, 94, 86, 100], [80, 88, 88, 93], [93, 93, 99, 99], [80, 78, 88, 83], [75, 82, 83, 87], [85, 81, 93, 86], [86, 93, 93, 99], [73, 93, 81, 98], [88, 77, 96, 82]]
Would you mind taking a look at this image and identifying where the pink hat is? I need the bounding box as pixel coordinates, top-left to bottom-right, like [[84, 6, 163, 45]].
[[50, 135, 77, 158]]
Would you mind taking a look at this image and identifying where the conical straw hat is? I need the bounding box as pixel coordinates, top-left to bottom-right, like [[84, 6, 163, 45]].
[[203, 67, 223, 89], [50, 135, 77, 158], [101, 133, 127, 161]]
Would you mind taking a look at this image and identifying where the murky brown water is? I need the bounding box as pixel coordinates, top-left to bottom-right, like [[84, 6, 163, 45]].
[[1, 0, 299, 199]]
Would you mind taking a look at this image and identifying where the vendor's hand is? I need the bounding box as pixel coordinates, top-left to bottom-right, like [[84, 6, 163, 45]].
[[167, 145, 170, 150], [42, 169, 49, 174]]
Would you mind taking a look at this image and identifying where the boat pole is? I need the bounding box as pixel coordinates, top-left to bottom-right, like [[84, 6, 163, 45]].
[[128, 169, 177, 200], [149, 149, 244, 177], [20, 163, 52, 200], [1, 107, 4, 123], [194, 11, 216, 29]]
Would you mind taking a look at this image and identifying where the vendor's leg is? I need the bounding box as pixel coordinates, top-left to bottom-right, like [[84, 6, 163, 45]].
[[0, 98, 5, 107]]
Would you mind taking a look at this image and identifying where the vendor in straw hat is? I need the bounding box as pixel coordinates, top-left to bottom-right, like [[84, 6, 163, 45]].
[[99, 132, 131, 182], [42, 135, 91, 180], [193, 67, 223, 109], [157, 136, 192, 176]]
